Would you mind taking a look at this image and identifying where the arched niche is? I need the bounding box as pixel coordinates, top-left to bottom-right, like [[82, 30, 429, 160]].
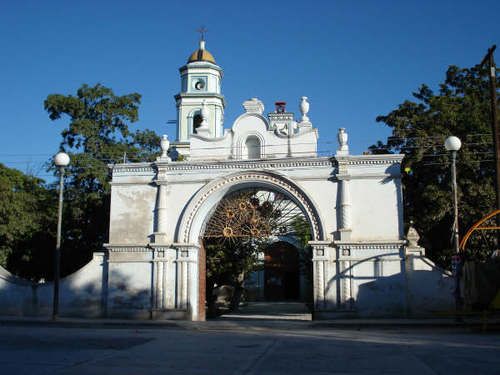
[[244, 135, 261, 159], [187, 109, 203, 135]]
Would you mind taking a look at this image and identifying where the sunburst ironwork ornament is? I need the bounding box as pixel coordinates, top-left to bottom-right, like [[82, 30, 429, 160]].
[[204, 189, 306, 243]]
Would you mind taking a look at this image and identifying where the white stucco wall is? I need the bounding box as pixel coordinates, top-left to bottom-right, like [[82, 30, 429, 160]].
[[350, 178, 403, 240], [0, 253, 105, 317], [109, 185, 157, 244]]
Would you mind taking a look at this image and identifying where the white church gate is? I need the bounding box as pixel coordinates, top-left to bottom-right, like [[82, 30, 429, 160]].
[[175, 170, 327, 320], [0, 38, 456, 320], [104, 149, 413, 321]]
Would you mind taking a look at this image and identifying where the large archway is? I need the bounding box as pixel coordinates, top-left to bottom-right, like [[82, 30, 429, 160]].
[[176, 171, 325, 321], [202, 188, 313, 317]]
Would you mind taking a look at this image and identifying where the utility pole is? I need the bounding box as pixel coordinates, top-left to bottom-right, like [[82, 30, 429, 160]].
[[480, 45, 500, 213]]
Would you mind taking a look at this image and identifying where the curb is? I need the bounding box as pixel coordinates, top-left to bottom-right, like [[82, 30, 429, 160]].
[[1, 316, 499, 331]]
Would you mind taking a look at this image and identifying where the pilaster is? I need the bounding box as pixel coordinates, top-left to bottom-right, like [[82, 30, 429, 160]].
[[309, 241, 331, 311], [150, 245, 175, 312], [172, 243, 200, 321]]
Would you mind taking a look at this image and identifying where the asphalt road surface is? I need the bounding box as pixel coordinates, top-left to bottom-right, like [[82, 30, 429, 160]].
[[0, 322, 498, 374]]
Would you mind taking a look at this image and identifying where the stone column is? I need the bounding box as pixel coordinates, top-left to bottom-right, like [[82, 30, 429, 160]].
[[153, 137, 171, 244], [153, 182, 168, 243], [335, 128, 352, 241], [338, 179, 352, 241], [340, 179, 351, 229]]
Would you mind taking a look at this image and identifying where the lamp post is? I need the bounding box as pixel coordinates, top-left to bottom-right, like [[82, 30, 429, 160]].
[[52, 152, 70, 320], [444, 136, 462, 315]]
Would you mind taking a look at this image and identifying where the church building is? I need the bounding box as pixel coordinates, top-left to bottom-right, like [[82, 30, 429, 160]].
[[0, 38, 455, 321]]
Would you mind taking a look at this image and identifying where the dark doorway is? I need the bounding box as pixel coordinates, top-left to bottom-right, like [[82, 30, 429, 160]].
[[264, 241, 300, 301]]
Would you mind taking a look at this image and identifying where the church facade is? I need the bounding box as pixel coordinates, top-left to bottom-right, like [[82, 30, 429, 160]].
[[0, 40, 455, 320]]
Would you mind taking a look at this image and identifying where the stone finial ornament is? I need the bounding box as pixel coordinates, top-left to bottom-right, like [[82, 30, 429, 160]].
[[157, 134, 171, 162], [300, 96, 310, 122], [406, 221, 420, 247], [243, 98, 264, 115], [405, 221, 425, 256], [297, 96, 312, 133], [336, 128, 349, 156]]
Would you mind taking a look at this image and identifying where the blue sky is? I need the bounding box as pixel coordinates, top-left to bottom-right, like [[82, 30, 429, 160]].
[[1, 0, 498, 178]]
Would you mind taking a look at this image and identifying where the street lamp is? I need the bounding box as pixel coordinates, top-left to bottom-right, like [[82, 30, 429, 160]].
[[444, 136, 462, 316], [52, 152, 70, 320]]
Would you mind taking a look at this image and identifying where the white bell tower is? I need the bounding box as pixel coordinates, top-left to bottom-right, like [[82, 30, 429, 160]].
[[172, 36, 225, 158]]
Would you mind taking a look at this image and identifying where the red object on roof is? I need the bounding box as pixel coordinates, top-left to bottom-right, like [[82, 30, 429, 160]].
[[275, 101, 286, 113]]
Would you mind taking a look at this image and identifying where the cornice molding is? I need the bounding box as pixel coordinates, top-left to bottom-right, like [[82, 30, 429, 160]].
[[333, 240, 406, 251], [110, 163, 155, 176], [109, 154, 404, 180], [174, 93, 225, 101], [157, 156, 333, 171], [179, 62, 223, 73], [103, 244, 152, 252], [334, 154, 404, 166], [336, 173, 399, 180]]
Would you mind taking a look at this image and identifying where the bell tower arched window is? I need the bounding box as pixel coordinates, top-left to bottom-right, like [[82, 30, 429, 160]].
[[193, 113, 203, 134]]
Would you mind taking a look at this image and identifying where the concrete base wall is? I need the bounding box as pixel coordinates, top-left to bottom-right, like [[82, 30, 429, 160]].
[[0, 247, 455, 320], [0, 253, 105, 317], [314, 247, 454, 318]]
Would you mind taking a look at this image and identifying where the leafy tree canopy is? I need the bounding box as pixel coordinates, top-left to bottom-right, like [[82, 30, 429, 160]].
[[45, 83, 160, 194], [0, 163, 56, 280], [373, 65, 496, 266], [44, 83, 161, 276]]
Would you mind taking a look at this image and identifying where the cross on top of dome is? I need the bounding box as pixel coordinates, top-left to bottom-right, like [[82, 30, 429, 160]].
[[187, 26, 216, 64]]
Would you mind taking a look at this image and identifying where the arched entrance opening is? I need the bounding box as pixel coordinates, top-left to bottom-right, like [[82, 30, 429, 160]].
[[201, 187, 313, 318], [176, 170, 325, 321]]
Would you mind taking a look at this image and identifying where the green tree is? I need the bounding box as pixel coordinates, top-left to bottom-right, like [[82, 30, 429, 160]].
[[373, 65, 496, 267], [205, 237, 268, 315], [44, 84, 161, 275], [0, 163, 56, 280]]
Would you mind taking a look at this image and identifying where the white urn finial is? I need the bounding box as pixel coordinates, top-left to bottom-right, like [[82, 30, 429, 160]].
[[406, 221, 421, 247], [336, 128, 349, 156], [300, 96, 310, 123], [158, 134, 171, 162], [160, 135, 169, 157]]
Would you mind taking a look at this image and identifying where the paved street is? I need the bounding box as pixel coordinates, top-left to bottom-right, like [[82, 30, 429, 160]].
[[0, 321, 498, 375]]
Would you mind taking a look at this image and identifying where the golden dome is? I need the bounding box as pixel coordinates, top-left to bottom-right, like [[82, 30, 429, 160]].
[[187, 40, 216, 64]]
